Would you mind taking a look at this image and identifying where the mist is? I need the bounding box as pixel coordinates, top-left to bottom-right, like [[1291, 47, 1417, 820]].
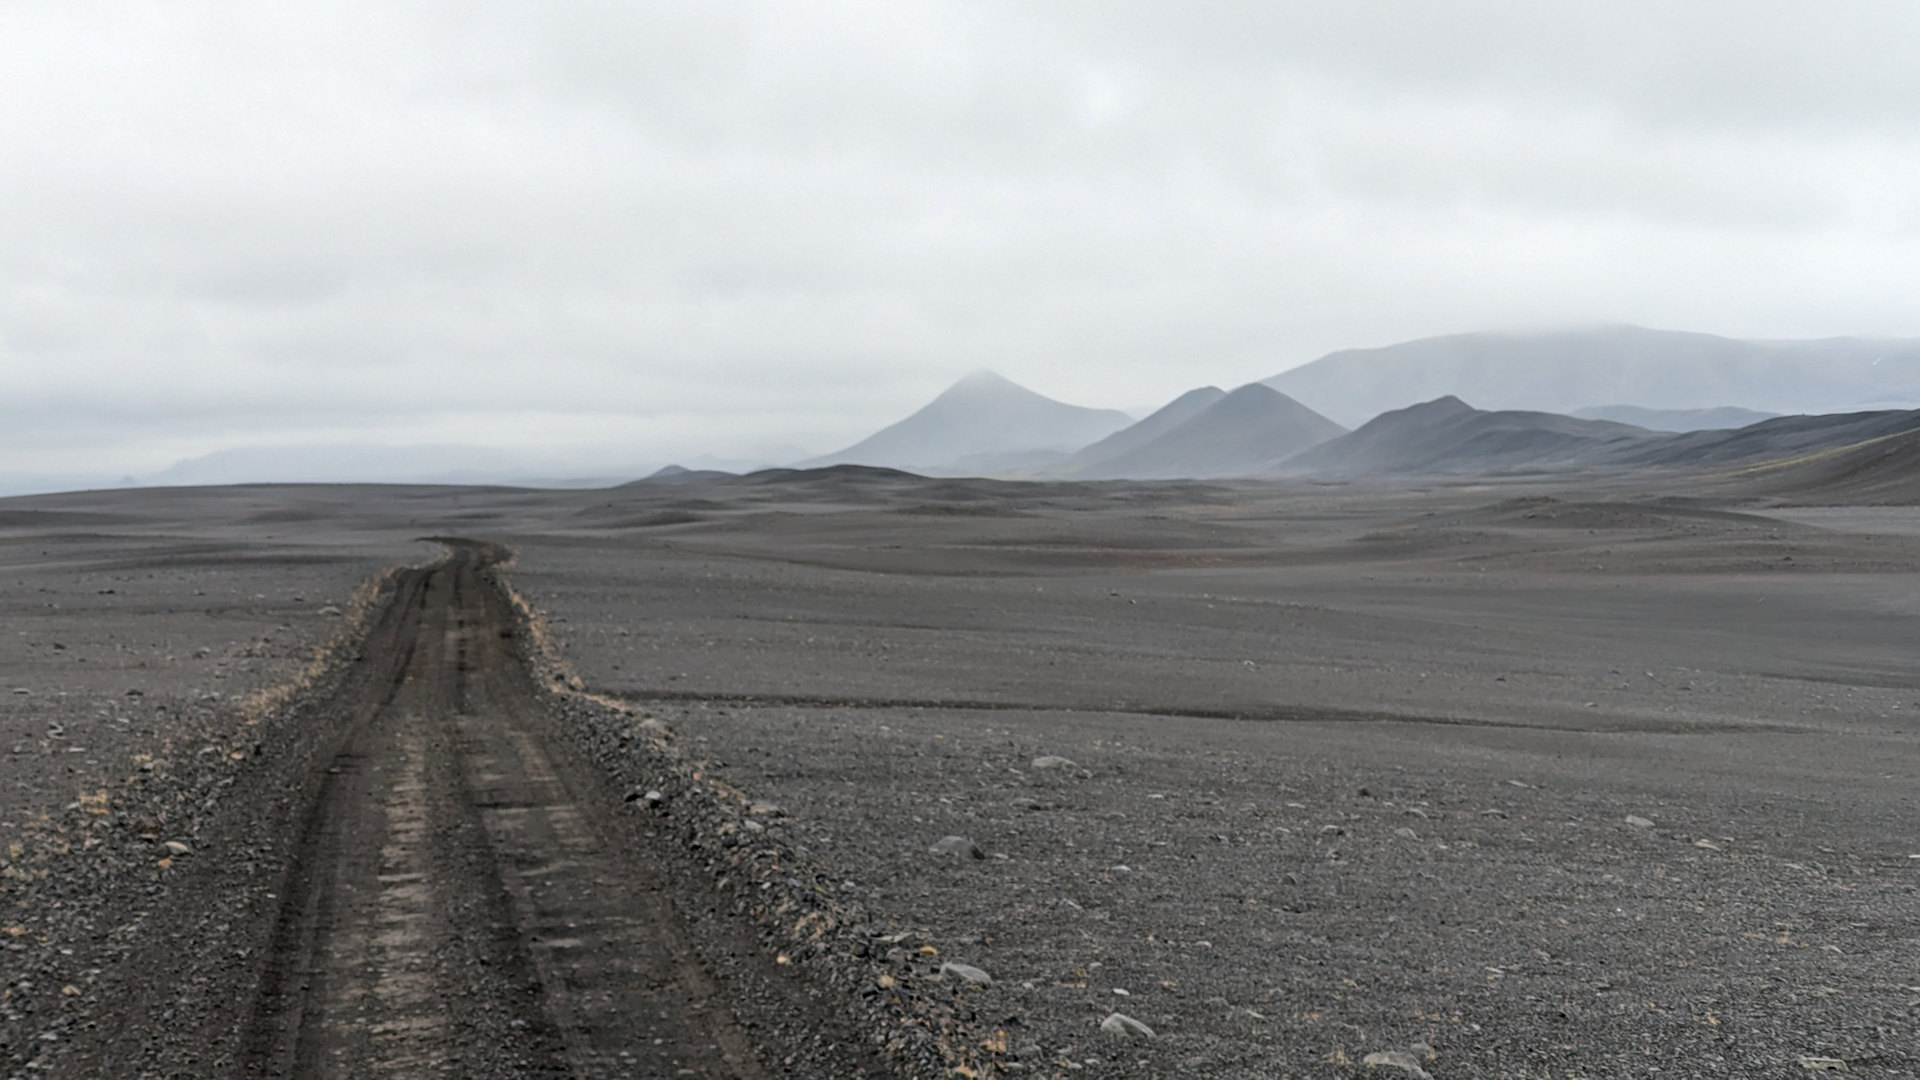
[[4, 2, 1918, 489]]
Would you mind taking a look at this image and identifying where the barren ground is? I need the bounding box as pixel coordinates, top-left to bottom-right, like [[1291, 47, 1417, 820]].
[[3, 476, 1918, 1078]]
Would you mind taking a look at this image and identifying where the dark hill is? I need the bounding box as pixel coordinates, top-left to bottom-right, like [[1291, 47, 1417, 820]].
[[1284, 396, 1657, 477], [1613, 408, 1920, 470], [1070, 384, 1347, 479], [616, 465, 736, 487], [1716, 424, 1920, 504]]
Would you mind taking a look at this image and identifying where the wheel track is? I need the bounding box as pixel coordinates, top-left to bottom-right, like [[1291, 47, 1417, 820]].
[[232, 542, 778, 1078]]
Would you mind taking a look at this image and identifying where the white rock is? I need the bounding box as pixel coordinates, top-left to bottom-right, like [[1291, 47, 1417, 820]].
[[938, 961, 993, 986], [1363, 1049, 1434, 1078], [929, 835, 984, 859], [1030, 755, 1076, 770], [1099, 1012, 1154, 1039]]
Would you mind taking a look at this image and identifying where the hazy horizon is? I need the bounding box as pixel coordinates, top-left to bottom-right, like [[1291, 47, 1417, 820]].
[[7, 3, 1920, 487]]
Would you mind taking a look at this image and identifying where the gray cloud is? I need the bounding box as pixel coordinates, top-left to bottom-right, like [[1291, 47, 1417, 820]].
[[3, 1, 1918, 481]]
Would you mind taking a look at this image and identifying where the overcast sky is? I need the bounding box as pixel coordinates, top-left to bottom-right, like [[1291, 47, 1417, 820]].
[[5, 1, 1919, 480]]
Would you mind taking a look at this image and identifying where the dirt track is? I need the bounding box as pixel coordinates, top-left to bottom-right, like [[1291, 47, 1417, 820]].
[[219, 540, 779, 1076]]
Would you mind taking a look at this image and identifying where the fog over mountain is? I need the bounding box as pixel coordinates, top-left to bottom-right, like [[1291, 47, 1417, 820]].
[[1266, 326, 1920, 427], [1061, 384, 1345, 479], [6, 5, 1920, 492], [802, 371, 1132, 473], [1571, 405, 1779, 432], [148, 445, 632, 488], [1051, 386, 1228, 477]]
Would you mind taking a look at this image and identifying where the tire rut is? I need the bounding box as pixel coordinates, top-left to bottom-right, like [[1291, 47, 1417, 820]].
[[234, 542, 776, 1078]]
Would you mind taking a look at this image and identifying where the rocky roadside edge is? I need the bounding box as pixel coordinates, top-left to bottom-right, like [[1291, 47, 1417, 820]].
[[493, 561, 1016, 1080], [2, 563, 410, 1077]]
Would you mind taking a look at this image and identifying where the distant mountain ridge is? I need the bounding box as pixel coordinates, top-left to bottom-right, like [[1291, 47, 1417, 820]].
[[147, 443, 625, 487], [805, 370, 1132, 473], [1266, 325, 1920, 426], [1571, 405, 1779, 432]]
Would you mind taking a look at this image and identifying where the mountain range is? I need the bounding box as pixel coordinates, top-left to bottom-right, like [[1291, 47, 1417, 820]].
[[92, 323, 1920, 498], [1264, 325, 1920, 426]]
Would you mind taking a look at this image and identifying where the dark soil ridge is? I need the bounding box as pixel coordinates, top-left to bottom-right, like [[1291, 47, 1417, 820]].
[[598, 687, 1817, 737], [495, 557, 996, 1078]]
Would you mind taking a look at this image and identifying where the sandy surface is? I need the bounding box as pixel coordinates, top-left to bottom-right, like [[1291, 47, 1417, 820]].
[[3, 475, 1919, 1077]]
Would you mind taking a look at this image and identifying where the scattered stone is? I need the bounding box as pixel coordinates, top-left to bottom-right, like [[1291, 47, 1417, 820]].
[[1363, 1049, 1434, 1078], [1099, 1012, 1154, 1039], [1694, 838, 1721, 851], [1393, 827, 1419, 840], [1479, 808, 1509, 819], [637, 717, 671, 737], [929, 835, 985, 859], [1030, 755, 1076, 771], [748, 801, 786, 818], [938, 961, 992, 986], [1797, 1057, 1848, 1072], [316, 605, 342, 616], [1625, 815, 1655, 828], [162, 841, 190, 856]]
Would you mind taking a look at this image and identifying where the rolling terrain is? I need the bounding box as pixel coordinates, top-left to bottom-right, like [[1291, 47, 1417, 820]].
[[6, 467, 1920, 1077]]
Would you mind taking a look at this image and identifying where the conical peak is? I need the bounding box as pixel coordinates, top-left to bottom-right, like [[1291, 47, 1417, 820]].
[[1221, 382, 1284, 402], [945, 369, 1023, 395]]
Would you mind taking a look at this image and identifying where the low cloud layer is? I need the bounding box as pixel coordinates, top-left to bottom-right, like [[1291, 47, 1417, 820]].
[[4, 2, 1918, 480]]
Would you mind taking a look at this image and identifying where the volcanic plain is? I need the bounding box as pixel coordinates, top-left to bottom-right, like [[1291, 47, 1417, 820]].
[[3, 473, 1918, 1078]]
